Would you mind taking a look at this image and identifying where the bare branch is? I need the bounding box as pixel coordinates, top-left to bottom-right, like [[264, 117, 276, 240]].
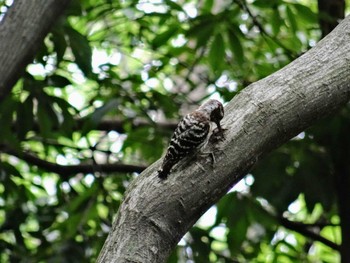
[[279, 216, 340, 250], [12, 118, 177, 134], [2, 148, 146, 178]]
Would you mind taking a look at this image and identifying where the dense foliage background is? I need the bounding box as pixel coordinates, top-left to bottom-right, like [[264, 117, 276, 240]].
[[0, 0, 349, 262]]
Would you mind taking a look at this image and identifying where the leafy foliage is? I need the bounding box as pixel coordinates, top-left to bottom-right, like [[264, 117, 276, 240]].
[[0, 0, 348, 262]]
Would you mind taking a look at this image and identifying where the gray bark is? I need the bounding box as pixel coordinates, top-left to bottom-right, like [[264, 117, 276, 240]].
[[0, 0, 71, 101], [97, 15, 350, 263]]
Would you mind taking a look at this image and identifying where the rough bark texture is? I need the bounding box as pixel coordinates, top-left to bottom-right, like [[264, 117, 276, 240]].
[[0, 0, 71, 101], [97, 15, 350, 263]]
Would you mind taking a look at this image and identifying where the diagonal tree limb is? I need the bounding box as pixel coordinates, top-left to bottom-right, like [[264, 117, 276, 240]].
[[97, 15, 350, 263], [0, 0, 71, 101]]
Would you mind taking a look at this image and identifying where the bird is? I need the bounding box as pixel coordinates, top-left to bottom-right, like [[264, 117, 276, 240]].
[[157, 99, 225, 179]]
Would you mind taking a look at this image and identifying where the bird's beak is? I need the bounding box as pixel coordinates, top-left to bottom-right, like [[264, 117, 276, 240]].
[[216, 121, 222, 132]]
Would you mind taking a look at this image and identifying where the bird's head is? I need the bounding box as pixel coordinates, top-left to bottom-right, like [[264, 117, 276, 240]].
[[198, 99, 224, 131]]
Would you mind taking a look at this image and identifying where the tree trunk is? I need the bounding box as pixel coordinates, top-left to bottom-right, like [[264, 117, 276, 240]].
[[0, 0, 71, 101], [97, 15, 350, 263]]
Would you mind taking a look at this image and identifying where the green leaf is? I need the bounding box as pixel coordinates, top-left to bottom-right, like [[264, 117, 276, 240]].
[[0, 97, 20, 148], [252, 149, 299, 213], [37, 104, 54, 138], [152, 25, 179, 49], [283, 34, 303, 52], [81, 99, 119, 135], [227, 219, 248, 254], [286, 6, 297, 33], [51, 96, 76, 137], [0, 162, 22, 178], [16, 95, 34, 140], [208, 33, 225, 72], [190, 227, 211, 262], [65, 0, 83, 16], [271, 8, 282, 36], [253, 0, 280, 8], [227, 27, 244, 66], [51, 27, 67, 66], [91, 99, 119, 124], [164, 0, 184, 12], [36, 94, 59, 138], [65, 27, 93, 77], [202, 0, 214, 13], [186, 15, 216, 49], [292, 4, 317, 24], [47, 74, 72, 87]]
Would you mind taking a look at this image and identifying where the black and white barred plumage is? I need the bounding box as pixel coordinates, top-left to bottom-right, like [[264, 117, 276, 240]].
[[158, 99, 224, 179]]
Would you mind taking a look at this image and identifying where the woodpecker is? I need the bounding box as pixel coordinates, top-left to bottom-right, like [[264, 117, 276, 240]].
[[158, 99, 224, 179]]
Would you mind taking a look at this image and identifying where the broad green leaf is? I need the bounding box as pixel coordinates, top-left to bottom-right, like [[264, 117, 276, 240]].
[[65, 27, 93, 77], [190, 227, 211, 262], [65, 0, 82, 16], [253, 0, 280, 8], [47, 75, 72, 88], [283, 34, 303, 52], [271, 8, 282, 36], [51, 96, 76, 137], [208, 33, 225, 72], [202, 0, 214, 13], [286, 6, 297, 33], [227, 219, 248, 254], [227, 27, 244, 66], [0, 97, 20, 148], [36, 95, 59, 138], [16, 95, 34, 140], [186, 15, 216, 49], [164, 0, 184, 12], [152, 25, 179, 49], [292, 3, 317, 24], [91, 99, 119, 124], [51, 27, 67, 66], [37, 103, 54, 138]]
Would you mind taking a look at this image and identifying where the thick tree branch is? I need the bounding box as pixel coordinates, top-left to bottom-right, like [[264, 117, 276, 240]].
[[97, 15, 350, 263], [2, 148, 146, 178], [0, 0, 71, 101]]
